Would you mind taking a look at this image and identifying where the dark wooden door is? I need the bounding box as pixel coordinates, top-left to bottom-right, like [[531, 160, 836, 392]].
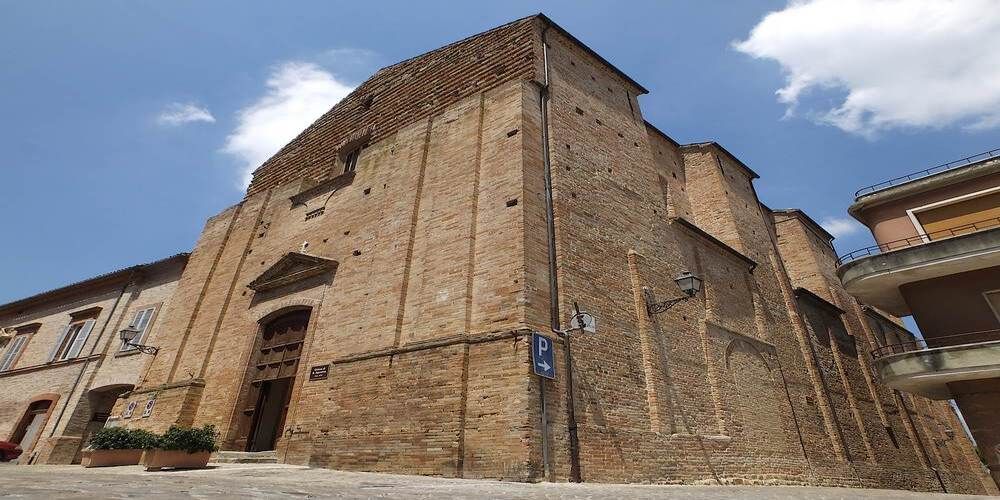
[[235, 309, 308, 452]]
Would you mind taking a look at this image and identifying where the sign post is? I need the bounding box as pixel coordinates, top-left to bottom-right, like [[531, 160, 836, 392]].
[[532, 333, 555, 379], [533, 303, 594, 482], [531, 332, 555, 480]]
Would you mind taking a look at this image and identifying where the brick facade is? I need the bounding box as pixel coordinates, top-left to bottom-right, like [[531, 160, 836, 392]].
[[4, 14, 994, 494]]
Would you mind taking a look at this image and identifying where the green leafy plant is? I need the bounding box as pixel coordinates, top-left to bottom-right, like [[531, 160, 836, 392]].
[[88, 427, 160, 450], [156, 425, 218, 453]]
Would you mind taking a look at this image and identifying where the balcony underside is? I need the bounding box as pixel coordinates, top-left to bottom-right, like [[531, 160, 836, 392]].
[[875, 340, 1000, 399], [837, 228, 1000, 316]]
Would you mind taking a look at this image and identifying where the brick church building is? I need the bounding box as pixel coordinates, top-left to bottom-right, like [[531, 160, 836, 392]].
[[1, 14, 995, 493]]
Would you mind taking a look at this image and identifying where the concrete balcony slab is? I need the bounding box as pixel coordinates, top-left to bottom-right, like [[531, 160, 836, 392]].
[[875, 340, 1000, 399], [837, 228, 1000, 316]]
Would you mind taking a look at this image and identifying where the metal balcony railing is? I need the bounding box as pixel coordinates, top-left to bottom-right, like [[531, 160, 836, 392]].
[[854, 147, 1000, 198], [836, 216, 1000, 265], [871, 329, 1000, 360]]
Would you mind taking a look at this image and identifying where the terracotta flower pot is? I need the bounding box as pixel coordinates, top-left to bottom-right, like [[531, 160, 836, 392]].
[[81, 448, 144, 468], [140, 449, 212, 471]]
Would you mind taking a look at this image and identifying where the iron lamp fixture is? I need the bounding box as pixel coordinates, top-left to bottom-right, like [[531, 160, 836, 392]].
[[644, 272, 703, 316], [119, 327, 159, 355]]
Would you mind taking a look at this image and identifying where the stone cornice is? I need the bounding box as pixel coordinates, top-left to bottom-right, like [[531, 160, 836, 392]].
[[670, 217, 758, 272], [0, 354, 101, 379], [125, 378, 206, 397], [793, 287, 846, 316], [248, 253, 339, 292], [289, 171, 356, 207]]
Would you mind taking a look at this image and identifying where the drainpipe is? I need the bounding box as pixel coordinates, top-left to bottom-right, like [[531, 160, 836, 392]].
[[46, 271, 137, 441], [539, 24, 582, 483]]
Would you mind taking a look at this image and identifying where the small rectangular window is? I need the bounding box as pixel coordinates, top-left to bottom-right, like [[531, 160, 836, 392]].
[[121, 307, 156, 351], [343, 148, 360, 174], [0, 335, 29, 371]]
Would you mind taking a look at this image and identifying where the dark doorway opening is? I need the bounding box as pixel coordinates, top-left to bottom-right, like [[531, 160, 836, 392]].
[[232, 308, 309, 452], [248, 378, 292, 452], [73, 384, 134, 463]]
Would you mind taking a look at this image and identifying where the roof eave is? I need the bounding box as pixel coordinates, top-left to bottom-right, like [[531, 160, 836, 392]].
[[681, 141, 761, 180], [536, 13, 649, 95], [0, 253, 189, 318]]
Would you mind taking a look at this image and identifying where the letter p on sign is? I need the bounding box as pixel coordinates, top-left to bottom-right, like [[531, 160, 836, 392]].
[[532, 333, 555, 379]]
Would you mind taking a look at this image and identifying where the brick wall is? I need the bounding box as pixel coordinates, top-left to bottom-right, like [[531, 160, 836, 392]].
[[773, 210, 997, 493], [92, 14, 998, 494], [246, 16, 539, 196]]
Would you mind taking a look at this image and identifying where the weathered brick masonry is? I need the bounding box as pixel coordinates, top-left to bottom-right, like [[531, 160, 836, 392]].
[[3, 13, 991, 493]]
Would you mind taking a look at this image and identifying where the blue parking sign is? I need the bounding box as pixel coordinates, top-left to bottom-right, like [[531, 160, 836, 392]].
[[532, 333, 555, 379]]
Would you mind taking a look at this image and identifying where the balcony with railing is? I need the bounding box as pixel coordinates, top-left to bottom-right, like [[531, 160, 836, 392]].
[[870, 329, 1000, 399], [837, 219, 1000, 316], [837, 216, 1000, 266], [854, 147, 1000, 199], [871, 329, 1000, 359]]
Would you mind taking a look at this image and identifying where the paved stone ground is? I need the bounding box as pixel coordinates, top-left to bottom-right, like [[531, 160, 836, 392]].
[[0, 463, 994, 499]]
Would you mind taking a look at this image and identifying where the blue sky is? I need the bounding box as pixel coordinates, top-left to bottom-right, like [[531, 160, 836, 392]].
[[2, 1, 998, 307]]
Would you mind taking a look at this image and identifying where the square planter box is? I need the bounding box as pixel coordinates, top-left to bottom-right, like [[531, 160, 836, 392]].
[[140, 449, 211, 471], [81, 449, 144, 468]]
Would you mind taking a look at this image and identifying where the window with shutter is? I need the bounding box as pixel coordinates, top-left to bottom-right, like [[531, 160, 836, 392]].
[[0, 335, 28, 371], [68, 319, 95, 359], [47, 324, 72, 362], [121, 307, 156, 351], [53, 319, 96, 361]]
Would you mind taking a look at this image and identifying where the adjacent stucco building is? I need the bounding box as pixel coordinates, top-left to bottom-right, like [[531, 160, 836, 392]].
[[1, 14, 994, 494], [0, 254, 187, 464], [837, 149, 1000, 488]]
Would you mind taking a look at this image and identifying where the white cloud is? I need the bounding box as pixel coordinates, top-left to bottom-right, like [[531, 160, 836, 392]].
[[734, 0, 1000, 137], [222, 61, 355, 188], [156, 102, 215, 126], [820, 216, 863, 238]]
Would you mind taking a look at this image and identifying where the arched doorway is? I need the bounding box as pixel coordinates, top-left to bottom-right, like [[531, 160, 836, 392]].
[[232, 308, 310, 452], [74, 384, 134, 463]]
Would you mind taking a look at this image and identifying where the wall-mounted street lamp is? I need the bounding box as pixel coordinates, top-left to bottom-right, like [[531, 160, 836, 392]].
[[644, 271, 703, 316], [119, 327, 159, 355]]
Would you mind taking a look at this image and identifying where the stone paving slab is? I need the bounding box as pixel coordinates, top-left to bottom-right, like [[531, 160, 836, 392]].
[[0, 463, 995, 499]]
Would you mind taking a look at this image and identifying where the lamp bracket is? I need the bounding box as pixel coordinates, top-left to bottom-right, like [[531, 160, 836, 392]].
[[643, 288, 692, 316], [124, 342, 159, 355]]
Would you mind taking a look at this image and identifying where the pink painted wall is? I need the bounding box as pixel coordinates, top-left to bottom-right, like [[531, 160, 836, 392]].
[[857, 172, 1000, 246]]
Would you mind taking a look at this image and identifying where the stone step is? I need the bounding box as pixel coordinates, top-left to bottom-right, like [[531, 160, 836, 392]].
[[210, 450, 278, 464]]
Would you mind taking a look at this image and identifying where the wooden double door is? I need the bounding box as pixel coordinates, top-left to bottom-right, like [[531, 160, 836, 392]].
[[234, 309, 308, 452]]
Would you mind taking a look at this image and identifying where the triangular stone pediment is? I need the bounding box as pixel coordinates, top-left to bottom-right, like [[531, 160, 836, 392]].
[[247, 252, 338, 292]]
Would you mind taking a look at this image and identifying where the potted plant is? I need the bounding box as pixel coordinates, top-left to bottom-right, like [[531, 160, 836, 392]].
[[141, 425, 218, 471], [81, 427, 158, 467]]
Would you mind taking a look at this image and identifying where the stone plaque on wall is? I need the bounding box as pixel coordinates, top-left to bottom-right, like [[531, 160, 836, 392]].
[[310, 364, 329, 381]]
